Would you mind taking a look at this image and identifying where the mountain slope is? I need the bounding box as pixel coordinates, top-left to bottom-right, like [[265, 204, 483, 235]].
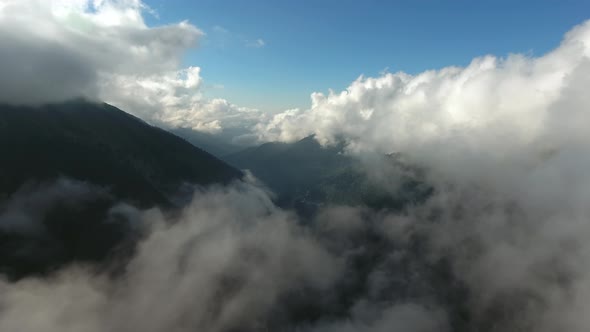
[[224, 136, 351, 202], [0, 100, 242, 207], [0, 100, 243, 278]]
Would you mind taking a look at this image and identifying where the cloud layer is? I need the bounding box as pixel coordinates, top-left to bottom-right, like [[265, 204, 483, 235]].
[[0, 181, 339, 332], [3, 160, 590, 331], [252, 20, 590, 332], [260, 20, 590, 154], [6, 0, 588, 153]]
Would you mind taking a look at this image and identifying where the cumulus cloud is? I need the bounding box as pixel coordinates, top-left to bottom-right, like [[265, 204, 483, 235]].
[[102, 66, 266, 134], [0, 0, 263, 135], [259, 21, 590, 156], [6, 1, 589, 149], [0, 0, 199, 102], [249, 19, 590, 332]]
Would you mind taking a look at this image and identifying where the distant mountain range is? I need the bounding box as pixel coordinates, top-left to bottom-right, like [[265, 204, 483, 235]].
[[224, 136, 432, 213]]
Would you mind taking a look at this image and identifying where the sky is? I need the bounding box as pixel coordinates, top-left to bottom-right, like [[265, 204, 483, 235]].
[[143, 0, 590, 112]]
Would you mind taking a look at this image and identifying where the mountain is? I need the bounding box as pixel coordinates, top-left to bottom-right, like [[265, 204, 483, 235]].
[[224, 136, 432, 212], [0, 100, 242, 207], [224, 136, 351, 202], [0, 100, 242, 278]]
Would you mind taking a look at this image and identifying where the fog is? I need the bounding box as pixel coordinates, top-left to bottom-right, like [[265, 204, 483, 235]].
[[1, 155, 589, 331]]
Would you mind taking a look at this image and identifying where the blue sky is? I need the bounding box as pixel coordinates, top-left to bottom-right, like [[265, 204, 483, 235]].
[[143, 0, 590, 112]]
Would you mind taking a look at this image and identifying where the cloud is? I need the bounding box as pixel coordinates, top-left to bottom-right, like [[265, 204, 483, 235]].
[[0, 0, 201, 103], [246, 38, 266, 48], [6, 1, 589, 150], [0, 178, 141, 279], [9, 172, 589, 331], [101, 66, 266, 134], [259, 20, 590, 156], [247, 19, 590, 331], [0, 0, 263, 135], [0, 181, 345, 332], [3, 141, 590, 331], [0, 178, 110, 234], [3, 160, 589, 332], [0, 176, 476, 332], [311, 304, 448, 332]]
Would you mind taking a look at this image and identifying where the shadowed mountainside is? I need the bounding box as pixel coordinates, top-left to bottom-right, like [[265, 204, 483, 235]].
[[0, 100, 242, 278], [0, 100, 242, 207]]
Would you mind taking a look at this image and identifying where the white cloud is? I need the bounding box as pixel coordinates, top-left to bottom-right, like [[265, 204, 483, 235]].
[[5, 0, 590, 152], [247, 38, 266, 48], [101, 66, 266, 134], [0, 0, 263, 135], [258, 21, 590, 179], [253, 20, 590, 331]]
